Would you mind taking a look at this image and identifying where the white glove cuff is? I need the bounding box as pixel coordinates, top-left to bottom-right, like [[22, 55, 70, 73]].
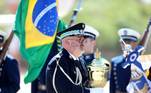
[[90, 88, 103, 93]]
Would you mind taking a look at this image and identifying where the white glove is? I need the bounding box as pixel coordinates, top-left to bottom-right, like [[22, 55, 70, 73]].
[[126, 82, 135, 93], [90, 87, 104, 93], [123, 44, 132, 56], [131, 64, 143, 80], [124, 44, 132, 52]]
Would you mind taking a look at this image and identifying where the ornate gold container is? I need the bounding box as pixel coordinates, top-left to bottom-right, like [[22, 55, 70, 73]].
[[87, 49, 110, 88]]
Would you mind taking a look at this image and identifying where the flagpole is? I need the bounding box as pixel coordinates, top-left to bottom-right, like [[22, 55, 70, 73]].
[[68, 0, 83, 26], [139, 18, 151, 54], [0, 31, 14, 65]]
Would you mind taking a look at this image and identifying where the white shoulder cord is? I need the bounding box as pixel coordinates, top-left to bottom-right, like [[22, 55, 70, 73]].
[[75, 67, 82, 84], [52, 58, 83, 93], [52, 58, 60, 93]]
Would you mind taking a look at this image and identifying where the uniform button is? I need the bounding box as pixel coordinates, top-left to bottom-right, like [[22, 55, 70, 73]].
[[113, 72, 116, 75], [116, 85, 119, 89], [74, 71, 76, 74], [114, 77, 117, 80], [114, 64, 117, 67], [113, 67, 116, 70], [38, 84, 46, 91], [0, 68, 2, 71], [115, 81, 118, 84], [69, 55, 72, 59]]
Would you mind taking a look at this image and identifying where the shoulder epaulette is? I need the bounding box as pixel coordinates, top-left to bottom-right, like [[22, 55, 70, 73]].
[[111, 55, 124, 64], [6, 54, 15, 60], [48, 51, 62, 66]]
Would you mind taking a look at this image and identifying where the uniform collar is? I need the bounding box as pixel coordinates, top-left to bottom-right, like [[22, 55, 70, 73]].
[[69, 53, 79, 61], [62, 48, 79, 61]]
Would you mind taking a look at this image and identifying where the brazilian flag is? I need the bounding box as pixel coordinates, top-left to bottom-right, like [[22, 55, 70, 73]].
[[14, 0, 58, 83]]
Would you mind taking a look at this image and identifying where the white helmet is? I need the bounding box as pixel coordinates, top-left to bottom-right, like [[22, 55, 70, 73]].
[[83, 25, 100, 39], [118, 28, 140, 42]]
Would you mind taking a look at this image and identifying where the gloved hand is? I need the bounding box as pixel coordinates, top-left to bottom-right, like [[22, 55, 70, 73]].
[[126, 82, 135, 93], [123, 44, 133, 56], [90, 87, 103, 93], [131, 64, 143, 80], [125, 44, 132, 52]]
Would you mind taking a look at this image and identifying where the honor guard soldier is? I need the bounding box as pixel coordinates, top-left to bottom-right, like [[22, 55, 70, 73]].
[[46, 23, 103, 93], [79, 25, 100, 87], [0, 31, 20, 93], [31, 20, 67, 93], [110, 28, 140, 93], [79, 25, 99, 65]]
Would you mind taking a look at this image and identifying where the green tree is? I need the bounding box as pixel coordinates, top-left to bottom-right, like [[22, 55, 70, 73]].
[[64, 0, 151, 59]]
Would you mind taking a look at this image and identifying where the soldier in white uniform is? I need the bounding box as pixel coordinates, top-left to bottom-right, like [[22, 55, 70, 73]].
[[110, 28, 140, 93]]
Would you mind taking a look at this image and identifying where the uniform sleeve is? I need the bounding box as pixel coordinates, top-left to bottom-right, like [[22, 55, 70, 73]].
[[46, 60, 90, 93], [110, 62, 116, 93], [1, 58, 20, 93]]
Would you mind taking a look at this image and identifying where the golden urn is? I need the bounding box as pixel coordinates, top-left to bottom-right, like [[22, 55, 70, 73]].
[[87, 49, 111, 88]]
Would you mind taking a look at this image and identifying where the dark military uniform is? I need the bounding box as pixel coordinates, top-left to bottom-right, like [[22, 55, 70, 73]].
[[0, 55, 20, 93], [31, 39, 58, 93], [110, 27, 140, 93], [80, 54, 94, 66], [46, 49, 90, 93], [79, 54, 95, 87], [110, 55, 131, 93], [31, 20, 67, 93]]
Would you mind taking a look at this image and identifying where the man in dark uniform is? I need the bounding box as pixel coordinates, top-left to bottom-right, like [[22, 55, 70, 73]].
[[31, 20, 67, 93], [0, 31, 20, 93], [46, 23, 103, 93], [110, 28, 140, 93]]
